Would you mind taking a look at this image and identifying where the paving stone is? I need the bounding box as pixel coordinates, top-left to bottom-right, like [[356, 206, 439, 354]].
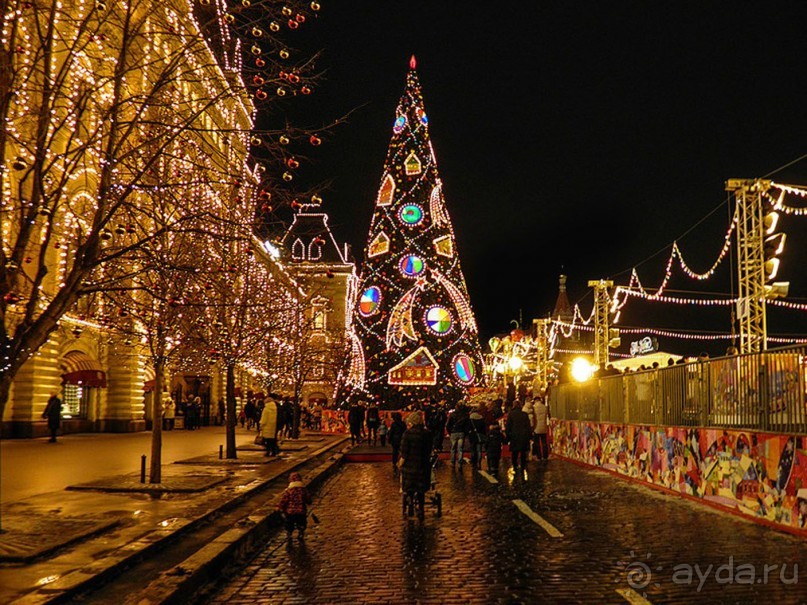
[[205, 458, 807, 604]]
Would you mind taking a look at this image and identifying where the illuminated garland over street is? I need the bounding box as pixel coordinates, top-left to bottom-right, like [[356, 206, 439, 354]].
[[340, 57, 484, 407]]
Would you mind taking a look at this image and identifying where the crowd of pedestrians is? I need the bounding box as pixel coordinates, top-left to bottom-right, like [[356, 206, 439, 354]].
[[344, 388, 552, 476]]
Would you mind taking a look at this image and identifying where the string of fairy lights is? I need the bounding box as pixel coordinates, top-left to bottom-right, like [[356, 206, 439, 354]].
[[1, 0, 321, 387], [550, 181, 807, 356]]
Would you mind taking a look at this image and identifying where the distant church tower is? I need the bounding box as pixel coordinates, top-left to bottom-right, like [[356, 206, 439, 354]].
[[281, 202, 357, 406], [549, 274, 593, 373]]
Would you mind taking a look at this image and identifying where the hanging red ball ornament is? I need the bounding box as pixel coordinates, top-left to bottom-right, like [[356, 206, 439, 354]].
[[510, 329, 524, 342], [255, 89, 267, 100], [309, 134, 321, 146], [301, 86, 312, 95], [286, 157, 299, 169], [255, 57, 266, 68], [288, 19, 299, 29]]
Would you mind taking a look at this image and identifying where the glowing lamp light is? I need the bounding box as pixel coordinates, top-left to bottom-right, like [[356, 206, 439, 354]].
[[507, 356, 523, 373], [570, 357, 595, 382]]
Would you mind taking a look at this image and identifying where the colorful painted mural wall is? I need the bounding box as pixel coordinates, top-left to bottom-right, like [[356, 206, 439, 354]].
[[550, 419, 807, 533]]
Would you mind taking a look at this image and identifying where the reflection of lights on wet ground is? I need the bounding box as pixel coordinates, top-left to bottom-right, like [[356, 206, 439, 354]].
[[158, 517, 179, 527], [133, 510, 145, 516], [36, 575, 59, 586]]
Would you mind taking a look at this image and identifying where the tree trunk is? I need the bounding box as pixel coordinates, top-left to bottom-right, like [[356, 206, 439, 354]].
[[0, 372, 11, 427], [149, 357, 165, 483], [225, 364, 237, 459]]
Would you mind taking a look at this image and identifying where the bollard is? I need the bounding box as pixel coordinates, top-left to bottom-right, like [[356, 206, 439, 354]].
[[140, 454, 147, 483], [219, 445, 223, 459]]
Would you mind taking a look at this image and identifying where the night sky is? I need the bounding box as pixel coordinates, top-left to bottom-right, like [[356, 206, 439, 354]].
[[286, 3, 807, 356]]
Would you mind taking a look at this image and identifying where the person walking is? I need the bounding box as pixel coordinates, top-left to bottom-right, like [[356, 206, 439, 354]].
[[486, 423, 504, 474], [347, 400, 365, 445], [531, 395, 550, 462], [163, 395, 176, 431], [379, 419, 389, 447], [446, 402, 471, 468], [244, 398, 256, 430], [398, 411, 433, 519], [427, 401, 448, 452], [260, 395, 280, 456], [468, 405, 487, 470], [366, 402, 381, 446], [217, 398, 225, 426], [277, 472, 312, 542], [42, 392, 62, 442], [505, 400, 532, 476], [388, 411, 407, 470]]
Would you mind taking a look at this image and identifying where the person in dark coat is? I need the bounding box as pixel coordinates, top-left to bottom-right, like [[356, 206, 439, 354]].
[[347, 401, 364, 446], [426, 401, 448, 452], [468, 406, 487, 470], [398, 411, 433, 519], [42, 392, 62, 442], [366, 403, 381, 446], [388, 412, 406, 469], [505, 402, 532, 474], [486, 423, 504, 474]]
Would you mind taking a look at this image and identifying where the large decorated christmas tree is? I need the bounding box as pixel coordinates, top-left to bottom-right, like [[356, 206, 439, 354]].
[[342, 56, 484, 408]]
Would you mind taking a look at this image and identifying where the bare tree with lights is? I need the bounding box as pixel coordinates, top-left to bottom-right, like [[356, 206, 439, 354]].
[[0, 0, 326, 420]]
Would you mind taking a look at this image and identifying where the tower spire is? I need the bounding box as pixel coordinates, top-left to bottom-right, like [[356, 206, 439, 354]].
[[409, 54, 417, 70]]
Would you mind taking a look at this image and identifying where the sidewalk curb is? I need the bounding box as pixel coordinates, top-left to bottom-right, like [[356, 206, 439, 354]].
[[129, 448, 348, 605], [11, 437, 350, 605]]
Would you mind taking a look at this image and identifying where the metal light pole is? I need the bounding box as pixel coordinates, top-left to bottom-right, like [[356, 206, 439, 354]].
[[726, 178, 788, 353], [532, 318, 550, 394], [588, 279, 614, 368]]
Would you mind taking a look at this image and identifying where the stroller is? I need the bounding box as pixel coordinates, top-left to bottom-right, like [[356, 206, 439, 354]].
[[402, 452, 442, 518]]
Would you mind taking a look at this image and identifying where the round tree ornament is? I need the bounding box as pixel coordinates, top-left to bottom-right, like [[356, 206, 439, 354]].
[[425, 306, 452, 334], [359, 286, 382, 316]]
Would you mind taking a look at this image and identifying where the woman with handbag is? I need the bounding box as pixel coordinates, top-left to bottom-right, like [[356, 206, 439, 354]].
[[259, 396, 280, 456]]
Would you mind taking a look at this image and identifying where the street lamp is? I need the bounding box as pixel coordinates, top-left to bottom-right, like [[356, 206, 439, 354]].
[[570, 357, 595, 383]]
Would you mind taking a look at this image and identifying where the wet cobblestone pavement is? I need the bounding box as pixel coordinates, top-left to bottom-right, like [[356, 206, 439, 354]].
[[206, 458, 807, 604]]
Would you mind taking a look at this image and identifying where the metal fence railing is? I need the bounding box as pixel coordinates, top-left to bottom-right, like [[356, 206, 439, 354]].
[[548, 344, 807, 435]]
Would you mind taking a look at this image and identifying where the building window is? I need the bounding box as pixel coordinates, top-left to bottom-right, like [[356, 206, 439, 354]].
[[308, 238, 323, 261], [62, 384, 90, 419], [291, 238, 305, 260]]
